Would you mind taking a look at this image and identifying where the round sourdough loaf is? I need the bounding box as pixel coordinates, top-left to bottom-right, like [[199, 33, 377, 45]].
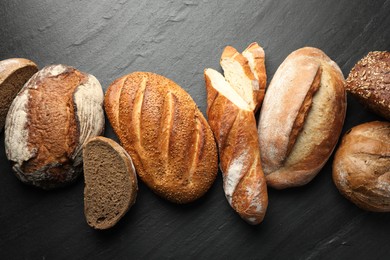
[[333, 121, 390, 212], [0, 58, 38, 131], [104, 72, 218, 203], [5, 64, 104, 189], [258, 47, 346, 189]]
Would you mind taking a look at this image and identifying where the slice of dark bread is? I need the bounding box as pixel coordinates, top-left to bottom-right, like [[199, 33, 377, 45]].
[[83, 136, 138, 229], [0, 58, 38, 131]]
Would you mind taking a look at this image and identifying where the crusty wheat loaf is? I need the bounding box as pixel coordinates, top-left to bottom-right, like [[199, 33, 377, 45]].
[[5, 64, 104, 189], [83, 136, 138, 229], [333, 121, 390, 212], [104, 72, 218, 204], [258, 47, 346, 189], [204, 42, 268, 225], [0, 58, 38, 131]]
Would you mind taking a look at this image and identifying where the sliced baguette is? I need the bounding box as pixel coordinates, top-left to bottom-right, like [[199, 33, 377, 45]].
[[204, 42, 268, 224], [83, 136, 137, 230]]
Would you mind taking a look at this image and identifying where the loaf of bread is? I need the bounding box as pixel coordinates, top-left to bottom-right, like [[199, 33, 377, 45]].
[[346, 51, 390, 120], [333, 121, 390, 212], [0, 58, 38, 131], [258, 47, 346, 189], [83, 136, 137, 229], [104, 72, 218, 204], [5, 64, 105, 189], [204, 42, 268, 224]]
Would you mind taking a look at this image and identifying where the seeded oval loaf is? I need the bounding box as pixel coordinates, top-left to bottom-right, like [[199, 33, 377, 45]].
[[5, 64, 105, 189], [258, 47, 346, 189], [104, 72, 218, 204], [0, 58, 38, 131], [333, 121, 390, 212], [346, 51, 390, 120], [83, 136, 138, 229], [204, 42, 268, 224]]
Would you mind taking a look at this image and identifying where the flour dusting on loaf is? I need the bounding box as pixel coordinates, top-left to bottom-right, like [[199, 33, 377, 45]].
[[5, 64, 104, 189]]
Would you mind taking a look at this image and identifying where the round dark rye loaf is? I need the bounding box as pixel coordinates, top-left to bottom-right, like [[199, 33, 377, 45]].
[[5, 64, 105, 189], [83, 136, 138, 229], [104, 72, 218, 204], [0, 58, 38, 131]]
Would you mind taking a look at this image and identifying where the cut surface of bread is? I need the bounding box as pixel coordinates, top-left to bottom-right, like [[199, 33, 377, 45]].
[[220, 43, 267, 111], [205, 68, 249, 110], [0, 58, 38, 131], [83, 136, 137, 229]]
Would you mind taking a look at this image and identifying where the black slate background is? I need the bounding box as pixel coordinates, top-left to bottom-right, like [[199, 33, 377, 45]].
[[0, 0, 389, 259]]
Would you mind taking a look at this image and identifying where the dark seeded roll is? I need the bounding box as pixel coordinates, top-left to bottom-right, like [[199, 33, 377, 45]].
[[346, 51, 390, 120]]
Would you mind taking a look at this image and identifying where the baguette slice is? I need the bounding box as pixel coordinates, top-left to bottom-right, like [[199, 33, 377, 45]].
[[0, 58, 38, 131], [220, 43, 267, 112], [83, 136, 137, 230], [205, 67, 268, 224]]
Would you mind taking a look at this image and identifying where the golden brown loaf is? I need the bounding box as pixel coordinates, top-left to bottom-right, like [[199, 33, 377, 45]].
[[258, 47, 346, 189], [5, 64, 105, 189], [333, 121, 390, 212], [83, 136, 138, 229], [204, 42, 268, 225], [104, 72, 218, 204], [346, 51, 390, 120], [0, 58, 38, 131]]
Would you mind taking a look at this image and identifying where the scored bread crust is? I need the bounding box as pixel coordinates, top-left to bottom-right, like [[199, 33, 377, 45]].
[[259, 47, 346, 189], [0, 58, 38, 131], [333, 121, 390, 212], [104, 72, 218, 204], [5, 64, 104, 189], [205, 69, 268, 224], [83, 136, 138, 229]]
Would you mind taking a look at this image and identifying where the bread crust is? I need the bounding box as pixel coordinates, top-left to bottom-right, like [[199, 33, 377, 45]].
[[104, 72, 218, 204], [205, 70, 268, 224], [333, 121, 390, 212], [243, 42, 267, 110], [258, 47, 346, 189], [5, 65, 104, 189]]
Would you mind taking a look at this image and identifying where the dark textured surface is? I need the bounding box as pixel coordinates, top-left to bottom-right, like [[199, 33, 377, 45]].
[[0, 0, 389, 259]]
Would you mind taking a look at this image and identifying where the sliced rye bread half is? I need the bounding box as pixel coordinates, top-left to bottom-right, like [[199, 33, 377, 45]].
[[0, 58, 38, 131], [83, 136, 138, 229]]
